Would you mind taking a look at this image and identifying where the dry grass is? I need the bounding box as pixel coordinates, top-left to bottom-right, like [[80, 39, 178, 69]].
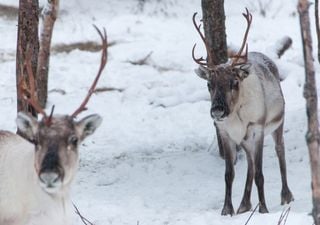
[[0, 4, 18, 20], [52, 41, 116, 54]]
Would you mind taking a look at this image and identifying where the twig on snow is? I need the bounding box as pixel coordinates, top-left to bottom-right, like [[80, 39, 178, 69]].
[[93, 86, 124, 93], [277, 206, 291, 225], [73, 203, 94, 225], [244, 203, 259, 225], [127, 51, 153, 65]]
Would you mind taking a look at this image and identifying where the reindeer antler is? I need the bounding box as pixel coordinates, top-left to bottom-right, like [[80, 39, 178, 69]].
[[71, 25, 108, 118], [18, 45, 52, 125], [192, 12, 214, 67], [231, 8, 252, 66], [19, 25, 108, 124]]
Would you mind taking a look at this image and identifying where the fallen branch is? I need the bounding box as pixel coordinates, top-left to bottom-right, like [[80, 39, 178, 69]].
[[276, 36, 293, 59], [127, 51, 153, 65], [244, 203, 259, 225], [48, 88, 66, 95], [277, 206, 291, 225], [93, 86, 124, 93], [73, 203, 94, 225]]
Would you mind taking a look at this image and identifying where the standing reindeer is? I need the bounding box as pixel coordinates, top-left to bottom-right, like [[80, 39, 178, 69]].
[[192, 9, 294, 215], [0, 27, 107, 225]]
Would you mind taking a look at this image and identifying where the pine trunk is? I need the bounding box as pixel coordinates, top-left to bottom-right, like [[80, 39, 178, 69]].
[[298, 1, 320, 224], [16, 0, 39, 117], [201, 0, 228, 157], [201, 0, 228, 64]]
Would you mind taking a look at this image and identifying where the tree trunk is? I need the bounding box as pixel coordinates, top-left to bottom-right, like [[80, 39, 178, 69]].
[[201, 0, 228, 65], [201, 0, 228, 158], [316, 0, 320, 62], [16, 0, 39, 117], [37, 0, 59, 108], [298, 1, 320, 224]]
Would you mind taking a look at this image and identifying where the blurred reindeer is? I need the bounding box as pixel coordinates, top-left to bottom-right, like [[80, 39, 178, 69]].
[[192, 9, 294, 215]]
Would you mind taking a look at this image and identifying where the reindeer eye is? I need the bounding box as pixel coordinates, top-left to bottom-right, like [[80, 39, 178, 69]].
[[69, 136, 78, 146]]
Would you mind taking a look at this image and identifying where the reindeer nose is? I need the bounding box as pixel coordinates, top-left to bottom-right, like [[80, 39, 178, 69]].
[[39, 172, 60, 187], [211, 106, 225, 120]]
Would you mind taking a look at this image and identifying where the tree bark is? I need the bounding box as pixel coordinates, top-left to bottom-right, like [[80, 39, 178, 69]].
[[201, 0, 228, 65], [298, 1, 320, 224], [316, 0, 320, 62], [16, 0, 39, 117], [37, 0, 59, 108], [201, 0, 228, 158]]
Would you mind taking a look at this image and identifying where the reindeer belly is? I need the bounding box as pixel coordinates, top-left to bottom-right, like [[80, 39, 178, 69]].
[[263, 76, 285, 135]]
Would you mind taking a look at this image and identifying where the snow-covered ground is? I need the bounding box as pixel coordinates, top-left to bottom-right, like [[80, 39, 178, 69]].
[[0, 0, 317, 224]]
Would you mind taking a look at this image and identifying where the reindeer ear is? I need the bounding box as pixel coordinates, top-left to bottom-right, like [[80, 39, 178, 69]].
[[238, 63, 251, 80], [76, 114, 102, 141], [194, 65, 210, 80], [16, 112, 39, 140]]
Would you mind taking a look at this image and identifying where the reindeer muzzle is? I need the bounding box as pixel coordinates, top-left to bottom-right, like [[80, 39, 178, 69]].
[[211, 105, 227, 120]]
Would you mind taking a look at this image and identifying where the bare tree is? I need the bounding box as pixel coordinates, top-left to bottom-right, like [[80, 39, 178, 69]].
[[298, 0, 320, 224], [37, 0, 59, 108], [16, 0, 39, 118]]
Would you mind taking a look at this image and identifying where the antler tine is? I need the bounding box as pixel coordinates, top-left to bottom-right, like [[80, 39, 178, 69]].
[[192, 12, 213, 66], [19, 45, 48, 121], [231, 44, 248, 66], [71, 25, 108, 118], [231, 8, 252, 66], [192, 44, 209, 66], [46, 105, 55, 125]]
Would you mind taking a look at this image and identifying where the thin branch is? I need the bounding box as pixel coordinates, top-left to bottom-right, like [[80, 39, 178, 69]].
[[73, 203, 94, 225], [277, 206, 291, 225], [127, 51, 153, 65], [93, 87, 124, 93], [276, 36, 293, 59], [244, 203, 259, 225]]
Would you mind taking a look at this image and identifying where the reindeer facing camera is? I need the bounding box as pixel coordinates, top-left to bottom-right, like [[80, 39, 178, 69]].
[[192, 9, 294, 215], [0, 27, 107, 225]]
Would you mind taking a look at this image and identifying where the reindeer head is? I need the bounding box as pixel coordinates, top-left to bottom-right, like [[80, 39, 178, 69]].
[[16, 26, 107, 194], [192, 9, 252, 121], [16, 113, 102, 193]]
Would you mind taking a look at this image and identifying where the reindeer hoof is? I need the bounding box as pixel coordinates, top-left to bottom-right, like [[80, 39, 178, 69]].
[[281, 188, 294, 205], [221, 204, 235, 216], [237, 201, 252, 214], [259, 204, 269, 213]]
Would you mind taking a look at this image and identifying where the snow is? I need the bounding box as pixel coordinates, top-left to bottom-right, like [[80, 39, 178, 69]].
[[0, 0, 317, 224]]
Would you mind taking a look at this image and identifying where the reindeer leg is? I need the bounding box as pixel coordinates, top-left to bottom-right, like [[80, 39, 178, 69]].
[[237, 145, 254, 214], [240, 124, 268, 213], [214, 122, 225, 159], [272, 122, 294, 205], [220, 133, 236, 216], [253, 126, 269, 213]]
